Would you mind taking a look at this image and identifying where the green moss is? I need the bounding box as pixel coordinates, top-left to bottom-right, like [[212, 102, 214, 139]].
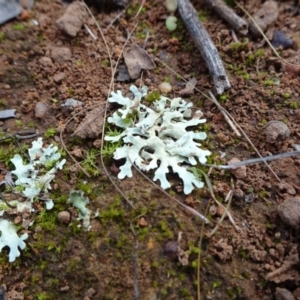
[[145, 90, 161, 103], [15, 119, 23, 127], [258, 190, 270, 198], [102, 59, 109, 67], [126, 2, 146, 16], [0, 32, 5, 41], [246, 49, 264, 65], [75, 181, 93, 195], [219, 93, 228, 102], [36, 209, 57, 231], [197, 10, 209, 22], [81, 148, 102, 176], [282, 92, 290, 99], [44, 127, 57, 138], [67, 87, 74, 96], [289, 101, 298, 109], [238, 247, 248, 259], [12, 23, 25, 31], [212, 280, 222, 289]]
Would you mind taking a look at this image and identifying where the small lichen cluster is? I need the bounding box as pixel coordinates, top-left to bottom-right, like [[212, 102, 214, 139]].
[[0, 138, 66, 262], [11, 137, 66, 209], [105, 85, 211, 194]]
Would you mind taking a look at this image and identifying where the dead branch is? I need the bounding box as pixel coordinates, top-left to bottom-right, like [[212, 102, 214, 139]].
[[178, 0, 231, 94], [204, 0, 248, 35]]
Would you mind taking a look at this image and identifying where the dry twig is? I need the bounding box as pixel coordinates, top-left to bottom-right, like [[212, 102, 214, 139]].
[[204, 0, 248, 35], [177, 0, 231, 94]]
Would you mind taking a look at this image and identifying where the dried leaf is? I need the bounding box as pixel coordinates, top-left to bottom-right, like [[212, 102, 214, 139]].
[[123, 44, 156, 79], [178, 78, 197, 95], [73, 104, 105, 139]]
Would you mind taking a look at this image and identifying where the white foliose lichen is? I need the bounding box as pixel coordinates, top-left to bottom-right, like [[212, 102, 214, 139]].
[[67, 190, 91, 231], [0, 219, 28, 262], [0, 138, 66, 263], [105, 85, 211, 194], [10, 137, 66, 209]]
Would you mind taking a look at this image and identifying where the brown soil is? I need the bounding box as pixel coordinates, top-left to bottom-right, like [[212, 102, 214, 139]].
[[0, 0, 300, 299]]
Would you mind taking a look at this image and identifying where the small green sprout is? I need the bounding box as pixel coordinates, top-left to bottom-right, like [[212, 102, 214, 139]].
[[15, 120, 23, 127], [44, 127, 57, 138], [197, 10, 209, 22], [67, 87, 74, 96], [282, 93, 290, 99], [12, 23, 25, 31], [145, 90, 161, 103], [0, 32, 5, 41]]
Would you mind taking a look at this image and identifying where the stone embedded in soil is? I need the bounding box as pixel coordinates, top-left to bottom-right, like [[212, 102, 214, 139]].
[[53, 72, 66, 83], [58, 211, 71, 224], [56, 1, 88, 37], [278, 182, 296, 195], [158, 82, 172, 94], [264, 120, 290, 143], [163, 240, 178, 260], [227, 157, 247, 179], [278, 197, 300, 229], [39, 56, 53, 66], [275, 287, 296, 300], [35, 102, 48, 118], [50, 47, 72, 63]]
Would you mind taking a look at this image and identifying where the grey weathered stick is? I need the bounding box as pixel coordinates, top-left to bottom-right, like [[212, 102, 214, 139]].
[[204, 0, 248, 35], [178, 0, 231, 94]]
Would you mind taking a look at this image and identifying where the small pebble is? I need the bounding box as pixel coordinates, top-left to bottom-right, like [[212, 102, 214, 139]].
[[35, 102, 48, 118], [58, 211, 71, 224], [53, 72, 66, 83], [209, 204, 217, 216], [14, 216, 22, 224], [275, 287, 295, 300], [35, 225, 42, 233], [158, 82, 172, 94], [138, 217, 148, 227], [227, 157, 247, 179], [39, 56, 53, 67], [4, 84, 10, 90], [56, 2, 89, 37], [278, 197, 300, 229], [50, 47, 72, 63], [163, 240, 178, 260], [264, 120, 290, 143], [278, 182, 296, 195]]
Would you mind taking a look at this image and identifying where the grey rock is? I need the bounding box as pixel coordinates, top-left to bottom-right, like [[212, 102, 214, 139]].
[[275, 287, 295, 300], [278, 197, 300, 229], [264, 120, 290, 143], [0, 0, 22, 25], [50, 47, 72, 63], [56, 1, 88, 37]]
